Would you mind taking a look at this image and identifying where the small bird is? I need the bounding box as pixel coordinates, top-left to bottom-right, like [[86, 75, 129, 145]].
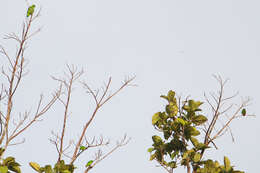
[[27, 4, 36, 17], [241, 108, 246, 116]]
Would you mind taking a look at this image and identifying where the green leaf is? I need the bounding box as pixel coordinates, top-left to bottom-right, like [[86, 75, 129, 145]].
[[190, 127, 200, 136], [3, 157, 15, 165], [152, 135, 163, 144], [182, 105, 190, 111], [185, 126, 200, 138], [192, 115, 208, 125], [85, 160, 94, 167], [0, 166, 8, 173], [27, 4, 36, 17], [190, 137, 199, 147], [182, 151, 189, 160], [224, 156, 231, 170], [80, 146, 86, 151], [61, 170, 71, 173], [8, 165, 21, 173], [150, 154, 156, 161], [193, 153, 201, 162], [196, 143, 210, 150], [170, 151, 179, 159], [163, 129, 171, 140], [182, 149, 194, 161], [29, 162, 41, 172], [167, 161, 177, 168], [188, 100, 203, 111], [167, 90, 176, 102], [147, 148, 154, 153], [44, 165, 54, 173], [175, 118, 187, 126], [8, 161, 20, 167], [241, 108, 246, 116], [54, 160, 75, 173], [166, 104, 178, 117], [152, 112, 161, 125], [154, 150, 163, 162], [0, 148, 5, 157]]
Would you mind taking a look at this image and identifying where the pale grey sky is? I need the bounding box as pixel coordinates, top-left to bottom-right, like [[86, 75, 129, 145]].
[[1, 0, 259, 172]]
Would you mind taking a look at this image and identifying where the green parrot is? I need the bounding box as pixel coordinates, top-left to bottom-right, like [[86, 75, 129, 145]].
[[241, 108, 246, 116], [26, 4, 36, 17]]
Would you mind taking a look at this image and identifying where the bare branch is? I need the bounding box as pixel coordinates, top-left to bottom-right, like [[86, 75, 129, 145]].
[[7, 87, 61, 145], [201, 75, 226, 156], [54, 65, 84, 162], [8, 138, 25, 146], [84, 135, 130, 173], [81, 83, 99, 106], [200, 75, 253, 158], [0, 46, 14, 68], [70, 76, 135, 164], [0, 8, 42, 148], [210, 98, 250, 142], [73, 135, 110, 161]]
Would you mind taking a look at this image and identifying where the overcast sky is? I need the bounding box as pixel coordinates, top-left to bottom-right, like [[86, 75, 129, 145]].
[[1, 0, 259, 172]]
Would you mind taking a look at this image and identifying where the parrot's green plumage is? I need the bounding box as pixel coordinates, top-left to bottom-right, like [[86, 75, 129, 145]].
[[27, 4, 36, 17], [241, 108, 246, 116]]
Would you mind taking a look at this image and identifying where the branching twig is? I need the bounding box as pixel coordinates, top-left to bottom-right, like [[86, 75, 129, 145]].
[[51, 65, 83, 162], [84, 134, 130, 173], [7, 88, 61, 147], [200, 75, 253, 158], [0, 8, 60, 158], [70, 76, 135, 164]]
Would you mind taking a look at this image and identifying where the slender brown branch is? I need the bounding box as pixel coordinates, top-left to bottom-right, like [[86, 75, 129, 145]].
[[57, 66, 83, 162], [7, 88, 61, 145], [201, 75, 252, 159], [70, 76, 135, 164], [0, 10, 41, 148], [201, 75, 225, 156], [210, 99, 249, 142], [84, 135, 130, 173], [58, 74, 73, 161]]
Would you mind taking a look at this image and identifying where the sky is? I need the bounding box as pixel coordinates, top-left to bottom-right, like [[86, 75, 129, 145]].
[[0, 0, 259, 172]]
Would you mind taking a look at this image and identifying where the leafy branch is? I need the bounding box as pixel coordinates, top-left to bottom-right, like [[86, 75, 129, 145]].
[[148, 76, 253, 173]]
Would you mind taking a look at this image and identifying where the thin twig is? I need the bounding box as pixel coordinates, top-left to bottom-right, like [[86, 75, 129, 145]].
[[70, 76, 135, 164]]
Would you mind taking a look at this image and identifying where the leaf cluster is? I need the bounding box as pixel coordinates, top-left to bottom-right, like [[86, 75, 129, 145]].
[[29, 160, 75, 173], [148, 90, 244, 173], [196, 156, 244, 173], [0, 151, 21, 173]]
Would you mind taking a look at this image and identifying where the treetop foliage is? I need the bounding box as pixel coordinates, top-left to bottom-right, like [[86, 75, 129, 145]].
[[148, 88, 250, 173]]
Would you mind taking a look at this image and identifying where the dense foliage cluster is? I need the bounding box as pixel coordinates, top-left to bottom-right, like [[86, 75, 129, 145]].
[[148, 90, 244, 173]]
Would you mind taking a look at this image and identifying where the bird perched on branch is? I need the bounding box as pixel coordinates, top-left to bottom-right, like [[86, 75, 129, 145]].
[[27, 4, 36, 17], [241, 108, 246, 116]]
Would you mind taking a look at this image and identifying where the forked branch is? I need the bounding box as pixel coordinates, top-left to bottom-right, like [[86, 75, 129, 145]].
[[0, 7, 60, 158], [201, 75, 253, 157], [70, 76, 135, 164], [51, 65, 84, 162], [84, 134, 130, 173]]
